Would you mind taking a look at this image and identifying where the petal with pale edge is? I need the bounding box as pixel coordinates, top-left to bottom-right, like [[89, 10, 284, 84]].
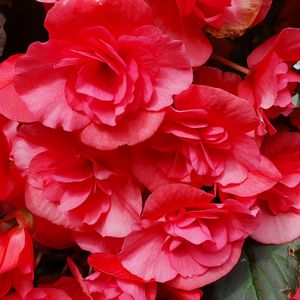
[[14, 40, 90, 131], [168, 240, 243, 290], [120, 226, 177, 282], [251, 209, 300, 244], [221, 156, 282, 197]]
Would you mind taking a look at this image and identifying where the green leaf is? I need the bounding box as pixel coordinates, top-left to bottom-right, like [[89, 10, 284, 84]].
[[203, 238, 300, 300]]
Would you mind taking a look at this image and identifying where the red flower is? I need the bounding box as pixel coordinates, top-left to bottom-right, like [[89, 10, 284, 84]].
[[0, 287, 72, 300], [0, 212, 34, 298], [13, 0, 192, 150], [0, 117, 24, 202], [0, 129, 15, 201], [194, 66, 242, 96], [132, 84, 260, 190], [86, 259, 157, 300], [89, 252, 203, 299], [289, 287, 300, 300], [13, 124, 142, 238], [117, 184, 259, 289], [239, 28, 300, 135], [202, 0, 272, 38], [56, 257, 157, 300]]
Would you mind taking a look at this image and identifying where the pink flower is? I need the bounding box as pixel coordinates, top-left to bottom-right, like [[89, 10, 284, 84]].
[[144, 0, 212, 66], [116, 184, 259, 289], [13, 124, 142, 238], [145, 0, 272, 66], [202, 0, 272, 38], [132, 84, 260, 190], [238, 28, 300, 135], [251, 132, 300, 244], [13, 0, 192, 150]]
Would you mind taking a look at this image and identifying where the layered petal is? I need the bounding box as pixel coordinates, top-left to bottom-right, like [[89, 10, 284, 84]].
[[13, 124, 142, 237], [132, 85, 260, 189], [15, 6, 192, 149], [119, 184, 259, 288]]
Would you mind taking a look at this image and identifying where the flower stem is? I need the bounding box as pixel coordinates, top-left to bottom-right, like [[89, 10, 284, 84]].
[[211, 54, 250, 75]]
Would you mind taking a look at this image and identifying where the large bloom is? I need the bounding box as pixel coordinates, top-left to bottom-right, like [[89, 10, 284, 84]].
[[116, 184, 259, 290], [13, 0, 192, 150], [238, 28, 300, 135], [132, 84, 260, 190], [12, 124, 142, 238]]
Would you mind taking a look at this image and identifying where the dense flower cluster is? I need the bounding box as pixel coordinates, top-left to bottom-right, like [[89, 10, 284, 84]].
[[0, 0, 300, 298]]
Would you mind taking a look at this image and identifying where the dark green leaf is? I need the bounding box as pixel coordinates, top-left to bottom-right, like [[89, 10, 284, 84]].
[[203, 239, 300, 300]]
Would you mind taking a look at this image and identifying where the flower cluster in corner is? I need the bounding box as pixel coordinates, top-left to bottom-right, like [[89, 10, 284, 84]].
[[0, 0, 300, 299]]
